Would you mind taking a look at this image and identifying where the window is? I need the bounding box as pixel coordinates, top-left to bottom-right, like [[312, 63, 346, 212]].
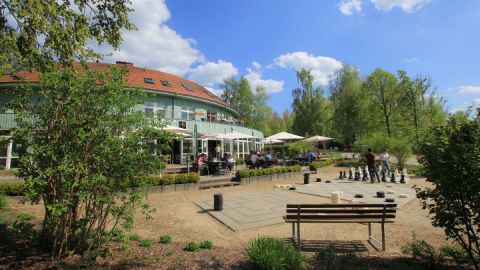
[[144, 77, 154, 84], [160, 80, 171, 87], [182, 83, 193, 91], [144, 101, 166, 119], [179, 121, 187, 129], [207, 111, 217, 122], [181, 106, 195, 120], [202, 89, 216, 97]]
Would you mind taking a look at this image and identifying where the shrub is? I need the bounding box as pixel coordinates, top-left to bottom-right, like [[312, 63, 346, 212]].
[[200, 240, 213, 249], [0, 194, 8, 210], [108, 228, 129, 243], [236, 166, 300, 178], [316, 245, 368, 270], [135, 172, 200, 187], [235, 158, 246, 165], [440, 244, 474, 265], [0, 182, 27, 196], [246, 236, 305, 270], [408, 165, 426, 177], [139, 239, 154, 248], [17, 212, 36, 221], [129, 234, 142, 241], [159, 234, 172, 244], [401, 233, 438, 268], [184, 241, 200, 252]]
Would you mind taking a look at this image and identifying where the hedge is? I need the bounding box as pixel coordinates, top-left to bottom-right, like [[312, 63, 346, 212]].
[[236, 165, 301, 179], [0, 182, 27, 196], [234, 157, 246, 165], [133, 172, 200, 187], [0, 173, 201, 196], [310, 158, 336, 170]]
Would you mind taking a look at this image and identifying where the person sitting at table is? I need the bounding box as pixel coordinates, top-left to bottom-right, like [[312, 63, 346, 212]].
[[265, 151, 273, 166], [258, 152, 266, 168], [316, 151, 322, 159], [250, 151, 259, 168], [223, 153, 235, 174], [197, 153, 207, 175], [309, 150, 316, 161]]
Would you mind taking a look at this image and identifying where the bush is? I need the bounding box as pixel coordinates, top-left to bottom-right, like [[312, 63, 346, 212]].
[[139, 239, 154, 248], [440, 244, 474, 265], [129, 234, 142, 241], [159, 234, 172, 244], [0, 194, 8, 210], [235, 165, 301, 179], [316, 245, 368, 270], [200, 240, 213, 249], [235, 158, 246, 165], [0, 182, 27, 196], [401, 233, 439, 268], [134, 172, 200, 187], [245, 236, 305, 270], [184, 241, 200, 252], [108, 228, 129, 243], [408, 165, 426, 177]]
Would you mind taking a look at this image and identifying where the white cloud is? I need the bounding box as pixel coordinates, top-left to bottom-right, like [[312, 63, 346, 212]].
[[204, 87, 223, 97], [339, 0, 362, 15], [404, 57, 418, 63], [188, 60, 238, 86], [459, 85, 480, 94], [99, 0, 204, 76], [245, 62, 284, 93], [371, 0, 432, 12], [474, 99, 480, 106], [274, 52, 343, 85]]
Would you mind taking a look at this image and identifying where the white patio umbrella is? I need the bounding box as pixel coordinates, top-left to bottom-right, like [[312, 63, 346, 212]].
[[265, 131, 304, 141], [216, 131, 255, 139], [162, 125, 192, 135], [303, 135, 333, 142], [263, 138, 283, 144]]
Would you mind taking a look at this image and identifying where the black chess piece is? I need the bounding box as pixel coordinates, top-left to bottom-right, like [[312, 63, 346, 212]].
[[354, 170, 360, 181], [348, 169, 353, 180], [381, 171, 386, 182], [362, 168, 368, 181], [343, 171, 347, 179], [391, 172, 396, 183], [339, 171, 343, 179], [400, 173, 405, 184]]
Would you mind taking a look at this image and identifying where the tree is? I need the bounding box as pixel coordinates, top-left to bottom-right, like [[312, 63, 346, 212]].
[[416, 115, 480, 270], [251, 85, 273, 136], [330, 65, 369, 144], [3, 67, 170, 257], [291, 69, 332, 136], [220, 76, 254, 124], [363, 69, 399, 137], [0, 0, 135, 74]]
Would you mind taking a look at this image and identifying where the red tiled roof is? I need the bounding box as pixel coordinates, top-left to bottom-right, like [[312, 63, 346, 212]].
[[0, 62, 231, 109]]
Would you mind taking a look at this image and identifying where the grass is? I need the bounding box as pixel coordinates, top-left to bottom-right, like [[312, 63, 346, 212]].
[[159, 234, 172, 244], [139, 239, 154, 248], [129, 234, 142, 242], [183, 241, 200, 252], [246, 236, 305, 270], [200, 240, 213, 249], [0, 194, 8, 210]]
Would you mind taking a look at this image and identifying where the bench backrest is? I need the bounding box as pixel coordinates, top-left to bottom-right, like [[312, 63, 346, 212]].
[[285, 203, 397, 223]]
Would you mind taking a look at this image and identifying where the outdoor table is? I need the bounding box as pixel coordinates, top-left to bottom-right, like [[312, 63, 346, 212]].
[[207, 161, 229, 175]]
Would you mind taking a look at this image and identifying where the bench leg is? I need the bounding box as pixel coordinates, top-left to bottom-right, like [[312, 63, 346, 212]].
[[292, 222, 295, 242], [368, 223, 372, 240], [296, 222, 301, 249], [381, 222, 386, 251]]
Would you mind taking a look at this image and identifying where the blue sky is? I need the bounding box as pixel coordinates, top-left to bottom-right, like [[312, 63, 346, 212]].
[[101, 0, 480, 113]]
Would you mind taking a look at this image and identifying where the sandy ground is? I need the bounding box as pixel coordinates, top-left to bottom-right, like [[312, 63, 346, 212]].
[[7, 165, 446, 256]]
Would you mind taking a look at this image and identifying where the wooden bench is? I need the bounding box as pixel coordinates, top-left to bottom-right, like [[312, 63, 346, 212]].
[[284, 203, 397, 251]]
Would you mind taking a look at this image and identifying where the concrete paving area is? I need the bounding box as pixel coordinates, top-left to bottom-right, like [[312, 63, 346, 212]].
[[293, 181, 416, 207], [195, 192, 305, 231]]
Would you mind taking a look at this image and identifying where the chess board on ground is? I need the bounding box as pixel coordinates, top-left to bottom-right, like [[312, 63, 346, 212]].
[[294, 181, 416, 208], [195, 192, 304, 231]]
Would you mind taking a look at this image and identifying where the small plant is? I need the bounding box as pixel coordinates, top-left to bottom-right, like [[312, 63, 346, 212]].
[[109, 228, 130, 243], [139, 239, 154, 248], [120, 245, 129, 251], [184, 241, 200, 252], [129, 234, 142, 241], [0, 194, 8, 210], [316, 245, 367, 270], [17, 212, 36, 221], [246, 236, 305, 270], [401, 233, 439, 268], [200, 240, 213, 249], [440, 244, 473, 265], [165, 249, 174, 256], [159, 234, 172, 244]]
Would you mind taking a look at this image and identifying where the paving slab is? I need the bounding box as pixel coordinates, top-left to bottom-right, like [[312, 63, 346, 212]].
[[293, 181, 416, 207], [195, 192, 304, 231]]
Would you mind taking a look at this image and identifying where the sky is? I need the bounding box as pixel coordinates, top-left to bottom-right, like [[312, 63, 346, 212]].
[[100, 0, 480, 114]]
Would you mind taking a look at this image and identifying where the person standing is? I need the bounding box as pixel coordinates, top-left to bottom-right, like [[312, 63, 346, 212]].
[[215, 143, 222, 160], [365, 148, 380, 183], [379, 149, 391, 175]]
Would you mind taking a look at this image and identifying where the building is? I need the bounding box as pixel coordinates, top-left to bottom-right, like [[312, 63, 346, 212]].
[[0, 61, 264, 169]]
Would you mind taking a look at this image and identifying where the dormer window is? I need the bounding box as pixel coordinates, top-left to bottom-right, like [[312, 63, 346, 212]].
[[160, 80, 171, 87], [182, 83, 193, 91], [144, 77, 154, 84]]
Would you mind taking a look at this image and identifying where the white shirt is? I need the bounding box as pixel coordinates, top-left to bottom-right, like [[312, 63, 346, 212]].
[[380, 152, 390, 161]]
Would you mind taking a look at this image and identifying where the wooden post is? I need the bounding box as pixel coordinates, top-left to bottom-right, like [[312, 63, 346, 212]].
[[296, 206, 301, 248]]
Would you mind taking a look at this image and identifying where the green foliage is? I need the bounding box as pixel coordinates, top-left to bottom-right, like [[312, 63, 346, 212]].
[[0, 0, 135, 75], [389, 137, 413, 170], [408, 165, 426, 176], [108, 228, 129, 243], [0, 182, 27, 196], [401, 233, 443, 269], [165, 250, 175, 256], [220, 76, 254, 125], [0, 194, 8, 210], [234, 158, 246, 165], [246, 236, 305, 270], [159, 234, 172, 244], [311, 159, 335, 169], [184, 241, 200, 252], [129, 234, 142, 242], [315, 245, 368, 270], [135, 172, 200, 187], [200, 240, 213, 249], [139, 239, 154, 248], [235, 165, 301, 179], [416, 115, 480, 269], [287, 141, 312, 155], [440, 244, 474, 265]]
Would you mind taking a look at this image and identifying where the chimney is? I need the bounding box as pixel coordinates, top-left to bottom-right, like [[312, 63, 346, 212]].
[[115, 61, 134, 67]]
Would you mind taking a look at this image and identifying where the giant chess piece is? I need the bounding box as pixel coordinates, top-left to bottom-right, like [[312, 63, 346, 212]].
[[391, 172, 396, 183], [400, 173, 406, 184], [343, 171, 347, 179], [362, 168, 368, 181], [348, 169, 353, 180], [381, 170, 386, 182], [354, 168, 360, 181], [338, 171, 343, 179]]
